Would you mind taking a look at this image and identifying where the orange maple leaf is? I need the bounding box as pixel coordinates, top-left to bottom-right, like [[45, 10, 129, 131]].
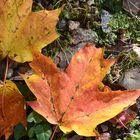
[[23, 43, 140, 136], [0, 81, 26, 139]]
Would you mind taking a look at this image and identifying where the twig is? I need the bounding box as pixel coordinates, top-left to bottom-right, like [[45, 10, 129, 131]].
[[118, 118, 128, 130], [50, 125, 58, 140], [33, 1, 44, 10], [57, 40, 70, 65]]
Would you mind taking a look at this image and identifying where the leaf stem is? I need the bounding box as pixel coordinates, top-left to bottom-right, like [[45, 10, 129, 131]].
[[1, 57, 9, 118], [50, 125, 58, 140], [118, 118, 128, 129]]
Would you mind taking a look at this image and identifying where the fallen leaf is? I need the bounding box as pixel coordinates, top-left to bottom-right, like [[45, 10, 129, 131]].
[[0, 80, 26, 139], [0, 0, 61, 62], [110, 108, 137, 128], [23, 43, 140, 136]]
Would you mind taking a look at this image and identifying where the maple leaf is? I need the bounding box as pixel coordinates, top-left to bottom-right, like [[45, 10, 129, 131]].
[[0, 0, 61, 63], [0, 80, 26, 139], [22, 43, 140, 136]]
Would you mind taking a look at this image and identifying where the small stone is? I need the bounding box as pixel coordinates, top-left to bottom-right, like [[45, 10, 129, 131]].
[[7, 68, 13, 78], [87, 0, 95, 6], [101, 10, 112, 33], [73, 42, 87, 50], [72, 28, 98, 44], [119, 68, 140, 89], [68, 20, 80, 31]]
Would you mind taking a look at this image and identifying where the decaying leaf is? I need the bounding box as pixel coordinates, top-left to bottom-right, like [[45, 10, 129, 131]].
[[23, 43, 140, 136], [110, 108, 137, 128], [0, 0, 61, 62], [0, 80, 26, 139]]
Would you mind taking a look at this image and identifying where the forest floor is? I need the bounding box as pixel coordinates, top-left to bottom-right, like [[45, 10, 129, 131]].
[[1, 0, 140, 140]]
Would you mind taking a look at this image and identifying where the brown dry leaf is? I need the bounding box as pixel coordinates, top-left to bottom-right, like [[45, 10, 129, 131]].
[[0, 80, 26, 139], [23, 43, 140, 136], [0, 0, 61, 62]]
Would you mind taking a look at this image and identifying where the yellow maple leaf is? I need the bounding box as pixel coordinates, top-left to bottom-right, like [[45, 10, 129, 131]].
[[0, 0, 61, 62]]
